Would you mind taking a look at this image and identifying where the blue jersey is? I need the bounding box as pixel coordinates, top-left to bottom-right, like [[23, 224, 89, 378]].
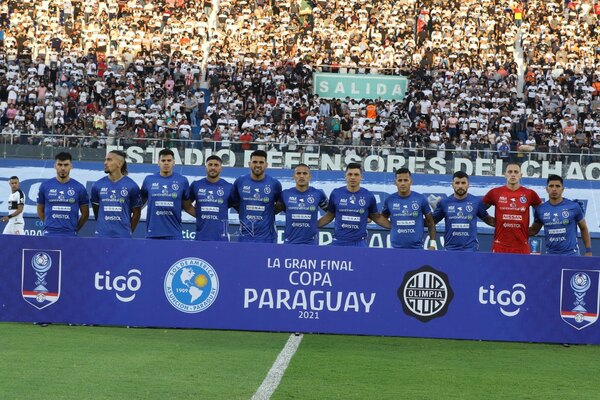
[[281, 186, 328, 245], [232, 174, 282, 243], [382, 191, 432, 249], [327, 187, 378, 245], [91, 176, 142, 238], [141, 173, 190, 239], [37, 177, 89, 237], [189, 178, 233, 241], [432, 194, 489, 251], [534, 199, 584, 255]]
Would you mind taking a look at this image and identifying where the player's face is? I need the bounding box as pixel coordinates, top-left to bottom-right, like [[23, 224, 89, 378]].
[[505, 165, 522, 185], [104, 153, 122, 174], [206, 160, 222, 179], [159, 155, 175, 175], [452, 177, 469, 197], [345, 168, 362, 190], [293, 166, 311, 188], [9, 179, 19, 193], [249, 156, 267, 178], [546, 180, 564, 201], [55, 159, 72, 180], [395, 173, 412, 195]]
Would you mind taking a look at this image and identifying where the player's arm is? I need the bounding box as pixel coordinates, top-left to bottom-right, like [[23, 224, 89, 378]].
[[577, 219, 592, 257], [131, 206, 141, 233], [483, 215, 495, 227], [528, 221, 543, 236], [370, 212, 390, 229], [77, 204, 89, 232], [317, 211, 335, 228], [274, 201, 285, 214], [182, 199, 196, 217], [2, 203, 24, 222], [92, 203, 99, 219], [425, 213, 437, 250], [37, 203, 45, 222]]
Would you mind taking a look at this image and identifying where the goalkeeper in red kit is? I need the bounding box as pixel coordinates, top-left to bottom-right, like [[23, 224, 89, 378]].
[[483, 163, 542, 254]]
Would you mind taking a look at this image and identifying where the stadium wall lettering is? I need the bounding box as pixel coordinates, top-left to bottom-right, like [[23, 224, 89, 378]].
[[2, 235, 599, 345], [106, 145, 600, 180]]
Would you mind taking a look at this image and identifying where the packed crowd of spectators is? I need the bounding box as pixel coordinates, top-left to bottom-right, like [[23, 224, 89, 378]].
[[0, 0, 598, 164]]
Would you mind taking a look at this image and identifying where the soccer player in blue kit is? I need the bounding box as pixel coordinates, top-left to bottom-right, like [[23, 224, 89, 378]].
[[37, 152, 89, 236], [189, 155, 234, 241], [90, 150, 142, 238], [231, 150, 282, 243], [432, 171, 495, 251], [381, 168, 437, 249], [318, 163, 388, 247], [528, 175, 592, 256], [280, 164, 328, 244], [141, 148, 194, 240]]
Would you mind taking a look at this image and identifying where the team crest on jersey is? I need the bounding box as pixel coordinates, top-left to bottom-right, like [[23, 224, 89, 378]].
[[465, 204, 473, 212], [562, 210, 569, 218], [264, 185, 271, 194], [307, 196, 315, 204], [217, 188, 225, 196], [411, 202, 419, 211], [120, 189, 129, 197], [67, 189, 75, 197], [519, 195, 527, 204], [172, 183, 179, 191], [22, 249, 62, 310], [560, 269, 599, 330], [359, 198, 366, 206]]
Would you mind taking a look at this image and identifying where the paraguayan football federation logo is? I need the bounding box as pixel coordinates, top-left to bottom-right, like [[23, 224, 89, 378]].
[[398, 265, 454, 322], [164, 258, 219, 313], [560, 269, 599, 330], [22, 249, 62, 309]]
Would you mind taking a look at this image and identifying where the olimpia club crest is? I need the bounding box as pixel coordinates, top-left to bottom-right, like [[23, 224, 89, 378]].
[[164, 258, 219, 313], [398, 265, 454, 322], [22, 249, 62, 309], [560, 269, 600, 330]]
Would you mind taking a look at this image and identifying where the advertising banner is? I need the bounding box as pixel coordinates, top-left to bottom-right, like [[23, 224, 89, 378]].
[[1, 236, 599, 344], [312, 72, 408, 101]]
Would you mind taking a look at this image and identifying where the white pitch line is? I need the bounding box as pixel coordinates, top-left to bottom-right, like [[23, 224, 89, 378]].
[[251, 333, 304, 400]]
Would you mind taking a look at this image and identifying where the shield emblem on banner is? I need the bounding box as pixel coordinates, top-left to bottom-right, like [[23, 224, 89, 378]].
[[560, 269, 600, 330], [22, 249, 62, 310]]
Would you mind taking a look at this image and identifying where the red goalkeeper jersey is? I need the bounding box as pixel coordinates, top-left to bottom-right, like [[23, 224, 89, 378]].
[[483, 186, 542, 253]]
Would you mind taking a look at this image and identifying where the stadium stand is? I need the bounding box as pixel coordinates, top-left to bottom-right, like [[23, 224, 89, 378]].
[[0, 0, 598, 164]]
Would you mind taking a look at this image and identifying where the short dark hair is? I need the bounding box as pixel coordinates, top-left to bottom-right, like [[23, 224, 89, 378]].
[[55, 152, 72, 162], [109, 150, 128, 175], [294, 163, 310, 170], [9, 176, 18, 181], [505, 162, 521, 172], [346, 162, 362, 172], [158, 148, 175, 158], [251, 150, 268, 159], [453, 171, 469, 180], [206, 155, 222, 164], [547, 174, 563, 185], [395, 167, 411, 176]]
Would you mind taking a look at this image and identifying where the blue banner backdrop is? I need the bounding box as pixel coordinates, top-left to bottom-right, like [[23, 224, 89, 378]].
[[1, 236, 599, 344]]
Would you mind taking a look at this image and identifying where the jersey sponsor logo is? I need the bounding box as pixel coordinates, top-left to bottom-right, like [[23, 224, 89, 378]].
[[200, 206, 220, 213], [155, 201, 174, 207], [451, 223, 469, 229], [164, 257, 219, 313], [341, 215, 361, 222], [396, 220, 415, 226], [503, 214, 523, 221], [560, 270, 599, 330], [242, 185, 251, 193], [51, 205, 71, 212], [103, 206, 122, 212], [479, 283, 526, 317], [397, 266, 454, 322], [291, 214, 312, 220], [246, 205, 265, 212], [21, 249, 62, 310], [547, 228, 566, 235]]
